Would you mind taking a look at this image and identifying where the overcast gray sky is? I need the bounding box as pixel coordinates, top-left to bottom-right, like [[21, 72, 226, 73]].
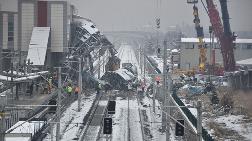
[[70, 0, 252, 32]]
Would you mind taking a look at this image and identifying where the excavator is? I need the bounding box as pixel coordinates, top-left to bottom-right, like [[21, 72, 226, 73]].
[[187, 0, 236, 72]]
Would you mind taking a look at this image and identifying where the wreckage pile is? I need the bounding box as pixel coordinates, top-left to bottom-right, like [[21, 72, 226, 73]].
[[101, 68, 137, 90], [174, 73, 252, 140]]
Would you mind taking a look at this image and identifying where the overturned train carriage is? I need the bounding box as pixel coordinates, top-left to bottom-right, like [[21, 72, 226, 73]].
[[70, 16, 120, 72], [101, 69, 137, 90], [66, 16, 120, 89]]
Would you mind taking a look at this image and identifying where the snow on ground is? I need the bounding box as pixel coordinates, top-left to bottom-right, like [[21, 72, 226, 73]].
[[149, 55, 164, 73], [129, 99, 143, 141], [181, 98, 198, 118], [117, 44, 141, 74], [111, 97, 143, 141], [178, 85, 252, 140], [111, 97, 129, 141], [214, 115, 252, 140], [43, 94, 96, 141], [84, 126, 100, 141], [142, 95, 178, 141]]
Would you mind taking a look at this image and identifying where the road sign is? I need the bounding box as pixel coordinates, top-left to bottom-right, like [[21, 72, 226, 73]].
[[103, 118, 112, 134]]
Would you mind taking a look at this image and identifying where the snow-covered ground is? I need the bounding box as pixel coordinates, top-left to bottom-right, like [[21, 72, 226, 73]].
[[117, 44, 141, 74], [214, 115, 252, 140], [179, 85, 252, 140], [43, 94, 96, 141], [110, 96, 143, 141], [148, 55, 164, 73]]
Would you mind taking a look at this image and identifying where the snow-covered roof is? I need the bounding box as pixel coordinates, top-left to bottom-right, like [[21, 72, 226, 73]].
[[26, 27, 50, 66], [181, 38, 252, 44], [0, 71, 48, 82], [115, 69, 134, 81], [171, 49, 179, 53], [5, 136, 31, 141], [80, 19, 98, 35], [7, 121, 45, 136]]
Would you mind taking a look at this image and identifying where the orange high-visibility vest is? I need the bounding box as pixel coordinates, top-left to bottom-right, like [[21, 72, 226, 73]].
[[75, 87, 80, 93]]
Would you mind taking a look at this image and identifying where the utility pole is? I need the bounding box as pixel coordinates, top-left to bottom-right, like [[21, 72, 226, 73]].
[[98, 48, 101, 79], [208, 26, 213, 82], [11, 55, 14, 100], [0, 47, 2, 73], [153, 84, 156, 113], [78, 58, 82, 112], [162, 40, 170, 140], [197, 100, 202, 141], [56, 67, 62, 141], [139, 44, 142, 74], [143, 45, 146, 86], [0, 99, 6, 141]]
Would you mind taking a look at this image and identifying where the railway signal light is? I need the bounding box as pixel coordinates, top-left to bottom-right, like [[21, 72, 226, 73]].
[[157, 48, 161, 54], [107, 101, 116, 114], [187, 0, 198, 4], [103, 118, 112, 134], [175, 119, 184, 136], [156, 18, 160, 29], [48, 99, 57, 113]]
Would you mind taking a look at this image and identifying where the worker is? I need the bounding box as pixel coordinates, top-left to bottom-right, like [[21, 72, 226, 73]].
[[67, 85, 73, 95], [96, 83, 102, 95], [75, 86, 80, 97], [48, 77, 52, 94]]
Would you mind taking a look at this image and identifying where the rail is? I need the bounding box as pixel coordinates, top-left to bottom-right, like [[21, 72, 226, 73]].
[[78, 92, 103, 141]]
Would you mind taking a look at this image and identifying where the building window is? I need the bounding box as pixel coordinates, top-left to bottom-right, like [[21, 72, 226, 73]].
[[247, 44, 252, 49], [8, 19, 14, 42]]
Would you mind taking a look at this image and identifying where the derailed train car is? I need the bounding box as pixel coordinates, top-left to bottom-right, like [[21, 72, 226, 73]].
[[101, 69, 138, 90]]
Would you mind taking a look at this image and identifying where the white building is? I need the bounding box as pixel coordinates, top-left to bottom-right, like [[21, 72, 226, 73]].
[[179, 37, 252, 70], [18, 0, 75, 67], [0, 0, 75, 70]]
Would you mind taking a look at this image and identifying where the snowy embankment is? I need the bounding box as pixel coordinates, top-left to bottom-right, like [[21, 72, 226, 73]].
[[43, 94, 96, 141], [141, 93, 179, 141], [148, 55, 164, 73], [111, 97, 143, 141], [179, 86, 252, 140]]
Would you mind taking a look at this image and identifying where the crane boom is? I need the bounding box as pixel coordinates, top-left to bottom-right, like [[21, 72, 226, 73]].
[[193, 5, 207, 72], [205, 0, 236, 71]]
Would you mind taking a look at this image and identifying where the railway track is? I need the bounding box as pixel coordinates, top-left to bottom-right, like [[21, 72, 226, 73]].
[[78, 92, 108, 141], [26, 92, 79, 141], [136, 91, 154, 141]]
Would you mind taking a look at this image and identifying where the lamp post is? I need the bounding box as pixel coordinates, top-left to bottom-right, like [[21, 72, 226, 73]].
[[209, 26, 213, 82]]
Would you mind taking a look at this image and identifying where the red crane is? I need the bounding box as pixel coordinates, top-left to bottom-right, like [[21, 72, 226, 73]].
[[187, 0, 236, 72], [205, 0, 236, 72]]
